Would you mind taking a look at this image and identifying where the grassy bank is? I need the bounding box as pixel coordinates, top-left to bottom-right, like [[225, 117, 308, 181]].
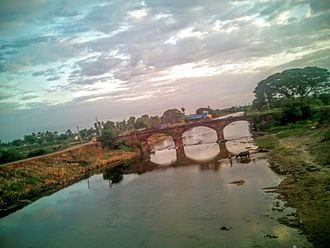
[[255, 123, 330, 247], [0, 144, 137, 217]]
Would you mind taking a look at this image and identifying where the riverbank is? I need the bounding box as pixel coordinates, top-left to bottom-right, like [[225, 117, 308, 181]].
[[0, 144, 137, 217], [255, 123, 330, 248]]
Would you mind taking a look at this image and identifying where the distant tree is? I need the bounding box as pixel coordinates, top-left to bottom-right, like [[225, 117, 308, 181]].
[[181, 107, 185, 114], [161, 109, 184, 124], [127, 117, 136, 130], [11, 139, 23, 146], [141, 115, 151, 128], [65, 129, 73, 136], [23, 133, 37, 144], [99, 128, 114, 149], [253, 67, 330, 108], [150, 115, 161, 128], [134, 117, 146, 129]]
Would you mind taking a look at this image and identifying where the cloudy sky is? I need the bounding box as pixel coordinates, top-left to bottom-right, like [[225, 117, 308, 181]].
[[0, 0, 329, 140]]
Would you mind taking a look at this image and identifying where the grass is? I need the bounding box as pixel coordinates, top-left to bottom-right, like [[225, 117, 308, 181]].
[[254, 135, 278, 149], [255, 122, 330, 247]]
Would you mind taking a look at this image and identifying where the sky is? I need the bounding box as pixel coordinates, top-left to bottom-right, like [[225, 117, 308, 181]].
[[0, 0, 330, 141]]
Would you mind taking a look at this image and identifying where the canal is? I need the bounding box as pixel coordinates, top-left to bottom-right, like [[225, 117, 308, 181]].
[[0, 121, 312, 247]]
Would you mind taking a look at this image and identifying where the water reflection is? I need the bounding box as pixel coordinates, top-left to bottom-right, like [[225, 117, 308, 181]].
[[103, 166, 124, 184], [183, 126, 220, 161], [149, 135, 176, 165], [224, 121, 258, 155]]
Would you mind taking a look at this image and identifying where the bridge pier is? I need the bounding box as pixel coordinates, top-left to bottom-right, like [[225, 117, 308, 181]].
[[216, 128, 226, 144], [218, 141, 229, 159], [173, 136, 187, 162]]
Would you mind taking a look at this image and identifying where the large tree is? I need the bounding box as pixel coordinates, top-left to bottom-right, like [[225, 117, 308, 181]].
[[253, 67, 330, 107], [161, 109, 184, 124]]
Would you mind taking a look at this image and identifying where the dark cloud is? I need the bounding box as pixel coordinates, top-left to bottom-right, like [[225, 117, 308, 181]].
[[309, 0, 330, 13], [46, 76, 61, 81], [73, 55, 124, 77], [20, 95, 38, 101]]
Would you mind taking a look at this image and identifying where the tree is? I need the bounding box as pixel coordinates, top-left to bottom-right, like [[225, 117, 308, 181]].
[[99, 128, 114, 149], [127, 117, 136, 130], [150, 115, 161, 128], [141, 115, 151, 128], [253, 67, 330, 108], [11, 139, 23, 146], [134, 117, 146, 129], [24, 133, 37, 144], [161, 109, 184, 124], [181, 107, 185, 114]]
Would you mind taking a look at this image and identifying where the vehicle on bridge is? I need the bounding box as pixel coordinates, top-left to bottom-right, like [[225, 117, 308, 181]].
[[187, 111, 212, 122]]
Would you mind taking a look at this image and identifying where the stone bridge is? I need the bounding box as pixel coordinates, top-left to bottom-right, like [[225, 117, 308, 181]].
[[112, 115, 253, 160]]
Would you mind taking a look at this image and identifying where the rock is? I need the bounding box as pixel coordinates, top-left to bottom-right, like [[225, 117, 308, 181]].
[[257, 148, 270, 153], [220, 226, 231, 231], [264, 234, 278, 239], [229, 179, 245, 185]]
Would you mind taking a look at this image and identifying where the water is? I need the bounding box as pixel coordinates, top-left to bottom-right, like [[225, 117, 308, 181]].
[[0, 121, 312, 248]]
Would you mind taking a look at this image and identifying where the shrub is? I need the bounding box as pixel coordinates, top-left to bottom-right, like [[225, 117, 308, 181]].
[[28, 149, 47, 157], [0, 150, 23, 164], [280, 97, 312, 124]]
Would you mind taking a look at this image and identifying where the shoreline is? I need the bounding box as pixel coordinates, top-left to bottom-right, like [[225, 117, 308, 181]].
[[254, 125, 330, 248]]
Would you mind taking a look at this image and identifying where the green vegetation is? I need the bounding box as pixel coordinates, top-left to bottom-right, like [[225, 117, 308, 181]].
[[254, 135, 277, 150], [251, 66, 330, 247], [253, 66, 329, 108], [0, 129, 97, 164]]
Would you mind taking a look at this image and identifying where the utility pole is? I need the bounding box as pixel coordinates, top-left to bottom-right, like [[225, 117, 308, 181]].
[[76, 125, 83, 143]]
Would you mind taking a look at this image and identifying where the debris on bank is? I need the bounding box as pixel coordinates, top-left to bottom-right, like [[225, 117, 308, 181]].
[[229, 179, 245, 185]]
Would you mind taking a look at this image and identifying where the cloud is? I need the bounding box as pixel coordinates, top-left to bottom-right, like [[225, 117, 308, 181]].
[[19, 95, 38, 101], [0, 0, 330, 139], [46, 76, 61, 81]]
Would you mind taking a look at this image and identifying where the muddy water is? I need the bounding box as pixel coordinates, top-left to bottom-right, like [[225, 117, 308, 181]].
[[0, 121, 312, 248]]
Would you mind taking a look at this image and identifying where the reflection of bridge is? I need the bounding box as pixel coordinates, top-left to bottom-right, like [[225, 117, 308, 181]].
[[113, 116, 253, 160]]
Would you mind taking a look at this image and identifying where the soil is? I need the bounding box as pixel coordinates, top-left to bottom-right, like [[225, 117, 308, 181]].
[[0, 143, 137, 217], [255, 128, 330, 248]]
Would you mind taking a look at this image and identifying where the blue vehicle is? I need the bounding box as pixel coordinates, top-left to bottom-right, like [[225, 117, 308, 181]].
[[187, 112, 208, 121]]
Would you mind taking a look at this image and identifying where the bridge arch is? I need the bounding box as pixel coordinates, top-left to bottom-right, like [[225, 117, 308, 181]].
[[181, 126, 218, 145], [180, 124, 218, 135], [182, 126, 221, 161], [140, 131, 174, 142], [223, 120, 252, 140], [144, 132, 175, 150]]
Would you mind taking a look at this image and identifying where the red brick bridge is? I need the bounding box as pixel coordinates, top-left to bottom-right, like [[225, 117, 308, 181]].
[[113, 115, 253, 160]]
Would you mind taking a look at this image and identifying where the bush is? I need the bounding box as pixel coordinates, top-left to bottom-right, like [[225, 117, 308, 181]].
[[0, 150, 24, 164], [280, 97, 312, 124], [27, 149, 47, 158], [113, 141, 129, 150], [317, 93, 330, 105]]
